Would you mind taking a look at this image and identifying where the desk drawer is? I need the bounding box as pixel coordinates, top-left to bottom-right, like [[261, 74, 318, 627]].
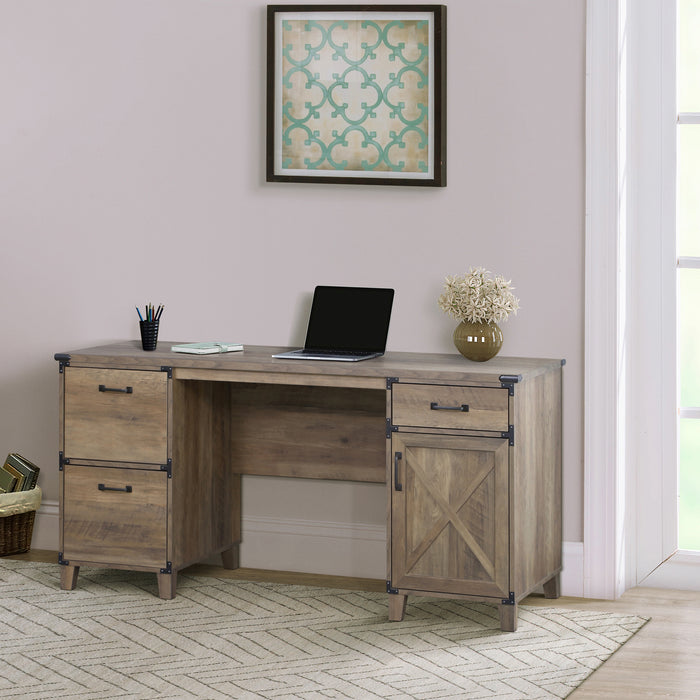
[[64, 367, 168, 464], [392, 383, 509, 431], [62, 465, 168, 569]]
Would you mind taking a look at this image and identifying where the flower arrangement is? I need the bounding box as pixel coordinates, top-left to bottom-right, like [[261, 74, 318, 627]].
[[438, 267, 520, 325]]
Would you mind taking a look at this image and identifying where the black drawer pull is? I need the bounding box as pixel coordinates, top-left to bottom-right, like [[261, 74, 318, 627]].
[[394, 452, 403, 492], [430, 402, 469, 412], [98, 483, 133, 493], [99, 384, 133, 394]]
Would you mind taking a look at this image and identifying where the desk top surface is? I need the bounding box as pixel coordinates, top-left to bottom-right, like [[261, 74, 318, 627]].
[[56, 342, 564, 385]]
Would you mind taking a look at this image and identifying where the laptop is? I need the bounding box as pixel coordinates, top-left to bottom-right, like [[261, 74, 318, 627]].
[[272, 286, 394, 362]]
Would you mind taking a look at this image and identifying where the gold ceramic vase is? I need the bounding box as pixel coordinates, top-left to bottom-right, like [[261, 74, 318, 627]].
[[453, 320, 503, 362]]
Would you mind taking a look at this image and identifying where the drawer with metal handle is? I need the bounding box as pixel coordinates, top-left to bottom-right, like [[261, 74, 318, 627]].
[[391, 383, 509, 431], [61, 464, 167, 569], [63, 367, 168, 464]]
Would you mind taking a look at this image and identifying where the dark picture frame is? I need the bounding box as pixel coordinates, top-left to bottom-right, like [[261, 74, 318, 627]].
[[266, 5, 446, 186]]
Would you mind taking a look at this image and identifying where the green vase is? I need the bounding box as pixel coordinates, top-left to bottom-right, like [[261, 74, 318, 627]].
[[453, 320, 503, 362]]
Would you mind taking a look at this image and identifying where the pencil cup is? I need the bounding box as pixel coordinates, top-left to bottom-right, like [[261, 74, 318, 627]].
[[139, 320, 159, 351]]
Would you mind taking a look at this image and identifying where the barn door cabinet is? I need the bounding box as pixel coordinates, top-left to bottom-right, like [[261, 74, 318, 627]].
[[386, 365, 563, 632]]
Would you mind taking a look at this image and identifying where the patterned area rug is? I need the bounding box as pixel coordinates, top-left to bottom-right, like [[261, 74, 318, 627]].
[[0, 560, 647, 699]]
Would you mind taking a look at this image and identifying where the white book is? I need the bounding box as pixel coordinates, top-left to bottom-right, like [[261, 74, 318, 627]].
[[171, 342, 243, 355]]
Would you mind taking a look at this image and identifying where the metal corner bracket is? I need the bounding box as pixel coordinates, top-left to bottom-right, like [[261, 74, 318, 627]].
[[501, 591, 516, 605], [160, 562, 173, 574], [386, 581, 399, 595], [161, 459, 172, 478], [499, 374, 522, 396], [161, 366, 173, 378], [55, 353, 71, 373]]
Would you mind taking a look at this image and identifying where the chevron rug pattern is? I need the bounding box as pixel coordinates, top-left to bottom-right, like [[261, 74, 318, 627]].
[[0, 560, 646, 699]]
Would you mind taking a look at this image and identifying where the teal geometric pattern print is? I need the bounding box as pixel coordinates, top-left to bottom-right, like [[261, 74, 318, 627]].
[[281, 18, 431, 174]]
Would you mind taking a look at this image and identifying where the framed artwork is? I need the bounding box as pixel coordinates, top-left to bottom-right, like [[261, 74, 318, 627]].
[[266, 5, 446, 186]]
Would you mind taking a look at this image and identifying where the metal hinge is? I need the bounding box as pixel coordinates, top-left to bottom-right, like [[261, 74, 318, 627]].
[[501, 425, 515, 446], [59, 452, 69, 471], [160, 562, 173, 574], [161, 459, 172, 478], [161, 366, 173, 378], [386, 581, 399, 595], [499, 374, 521, 396]]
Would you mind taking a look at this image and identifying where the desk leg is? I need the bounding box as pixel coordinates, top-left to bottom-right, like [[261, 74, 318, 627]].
[[157, 571, 177, 600], [543, 573, 560, 599], [60, 564, 80, 590], [388, 593, 407, 621], [221, 544, 240, 570], [499, 601, 518, 632]]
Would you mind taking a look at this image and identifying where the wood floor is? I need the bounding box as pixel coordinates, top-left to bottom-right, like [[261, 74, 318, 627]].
[[11, 550, 700, 698]]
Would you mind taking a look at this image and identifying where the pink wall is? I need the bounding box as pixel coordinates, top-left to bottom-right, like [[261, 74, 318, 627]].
[[0, 1, 585, 554]]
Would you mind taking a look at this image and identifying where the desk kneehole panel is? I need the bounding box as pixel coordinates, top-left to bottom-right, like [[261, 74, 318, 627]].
[[391, 383, 509, 432], [62, 465, 168, 570], [63, 367, 168, 464]]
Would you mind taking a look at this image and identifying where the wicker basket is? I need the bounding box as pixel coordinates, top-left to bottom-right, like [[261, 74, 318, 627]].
[[0, 486, 41, 556]]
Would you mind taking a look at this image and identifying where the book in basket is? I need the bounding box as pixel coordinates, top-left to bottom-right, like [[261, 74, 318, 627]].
[[1, 454, 40, 493]]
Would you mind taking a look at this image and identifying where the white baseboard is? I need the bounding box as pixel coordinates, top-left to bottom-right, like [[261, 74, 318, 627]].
[[32, 499, 59, 551], [561, 541, 584, 597], [32, 501, 585, 595], [239, 515, 386, 579]]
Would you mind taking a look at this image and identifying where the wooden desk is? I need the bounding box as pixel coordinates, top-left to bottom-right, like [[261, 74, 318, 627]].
[[54, 342, 563, 631]]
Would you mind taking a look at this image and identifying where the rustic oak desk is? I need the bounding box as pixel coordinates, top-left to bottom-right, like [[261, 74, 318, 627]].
[[54, 342, 563, 631]]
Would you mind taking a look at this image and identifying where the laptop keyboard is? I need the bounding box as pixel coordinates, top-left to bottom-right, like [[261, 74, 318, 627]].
[[282, 349, 381, 361], [272, 349, 383, 362], [310, 349, 372, 356]]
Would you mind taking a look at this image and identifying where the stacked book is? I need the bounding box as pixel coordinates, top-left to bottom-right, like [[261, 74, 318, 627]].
[[0, 454, 40, 493]]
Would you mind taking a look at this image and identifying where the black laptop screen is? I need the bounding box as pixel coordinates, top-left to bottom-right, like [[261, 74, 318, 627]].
[[304, 286, 394, 353]]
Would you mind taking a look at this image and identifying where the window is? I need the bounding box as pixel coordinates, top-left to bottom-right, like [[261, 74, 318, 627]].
[[677, 0, 700, 551]]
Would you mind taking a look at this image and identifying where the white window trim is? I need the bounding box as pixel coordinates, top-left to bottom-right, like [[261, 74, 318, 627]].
[[625, 0, 678, 586], [584, 0, 625, 599]]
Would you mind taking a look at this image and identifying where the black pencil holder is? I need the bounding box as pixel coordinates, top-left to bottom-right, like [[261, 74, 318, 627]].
[[139, 320, 159, 351]]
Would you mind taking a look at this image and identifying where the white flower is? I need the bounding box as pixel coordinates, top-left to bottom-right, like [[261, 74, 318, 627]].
[[438, 267, 520, 324]]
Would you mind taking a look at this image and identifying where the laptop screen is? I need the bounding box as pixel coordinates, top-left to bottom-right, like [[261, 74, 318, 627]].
[[304, 286, 394, 353]]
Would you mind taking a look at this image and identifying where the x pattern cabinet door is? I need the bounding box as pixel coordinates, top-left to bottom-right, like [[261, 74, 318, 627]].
[[391, 434, 510, 599]]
